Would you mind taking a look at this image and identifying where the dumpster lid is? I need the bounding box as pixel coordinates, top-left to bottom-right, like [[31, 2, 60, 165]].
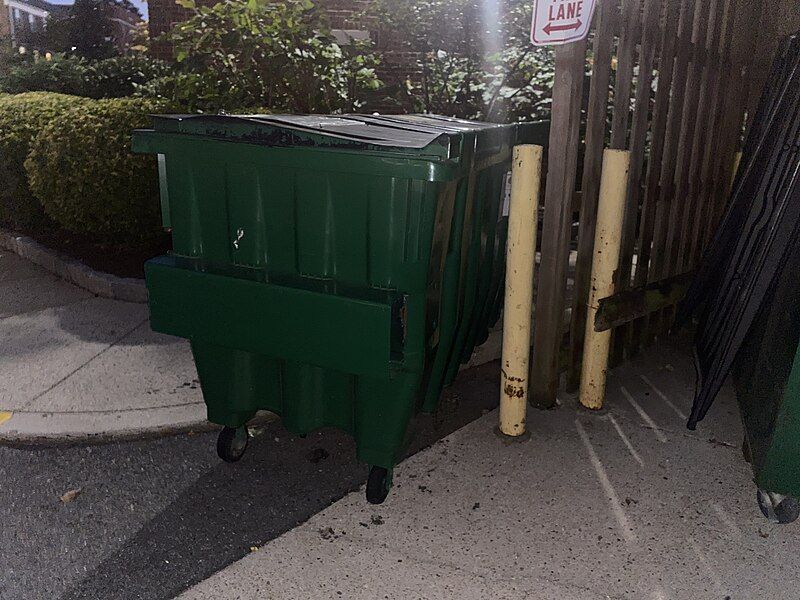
[[148, 113, 458, 153], [145, 113, 515, 161]]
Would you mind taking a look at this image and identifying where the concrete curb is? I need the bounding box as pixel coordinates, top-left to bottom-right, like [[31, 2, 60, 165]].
[[0, 402, 209, 446], [0, 405, 279, 446], [0, 229, 148, 303]]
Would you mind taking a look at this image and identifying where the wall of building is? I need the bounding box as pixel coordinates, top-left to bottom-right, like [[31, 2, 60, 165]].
[[0, 3, 12, 41]]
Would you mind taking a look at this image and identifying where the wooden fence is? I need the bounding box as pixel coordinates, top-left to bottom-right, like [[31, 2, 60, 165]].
[[529, 0, 771, 408]]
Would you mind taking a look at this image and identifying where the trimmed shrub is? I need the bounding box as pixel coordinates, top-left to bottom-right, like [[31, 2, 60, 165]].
[[25, 97, 166, 243], [0, 92, 90, 229], [0, 57, 89, 96], [0, 54, 171, 98]]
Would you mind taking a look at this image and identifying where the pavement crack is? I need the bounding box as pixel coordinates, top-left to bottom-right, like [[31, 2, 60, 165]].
[[20, 317, 150, 410]]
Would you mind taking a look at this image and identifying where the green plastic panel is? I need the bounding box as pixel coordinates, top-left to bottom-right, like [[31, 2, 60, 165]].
[[146, 255, 400, 378]]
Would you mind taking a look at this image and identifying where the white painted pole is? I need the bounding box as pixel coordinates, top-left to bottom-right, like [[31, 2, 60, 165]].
[[499, 144, 543, 436], [579, 149, 631, 410]]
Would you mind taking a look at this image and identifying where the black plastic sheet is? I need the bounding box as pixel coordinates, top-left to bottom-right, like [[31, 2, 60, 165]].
[[677, 33, 800, 429]]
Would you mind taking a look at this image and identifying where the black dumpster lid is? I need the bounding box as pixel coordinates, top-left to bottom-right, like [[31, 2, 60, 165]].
[[146, 113, 513, 160]]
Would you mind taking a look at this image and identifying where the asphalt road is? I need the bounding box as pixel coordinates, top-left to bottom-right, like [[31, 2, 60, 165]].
[[0, 362, 499, 600]]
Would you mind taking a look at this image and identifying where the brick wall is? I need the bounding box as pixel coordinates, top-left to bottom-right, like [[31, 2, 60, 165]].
[[147, 0, 423, 108], [0, 4, 11, 42]]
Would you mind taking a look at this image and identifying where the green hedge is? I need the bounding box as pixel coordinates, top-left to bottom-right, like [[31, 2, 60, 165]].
[[0, 55, 173, 99], [25, 97, 166, 243], [0, 92, 90, 229]]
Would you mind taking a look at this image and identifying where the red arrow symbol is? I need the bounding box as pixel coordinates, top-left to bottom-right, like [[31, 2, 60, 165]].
[[543, 19, 582, 35]]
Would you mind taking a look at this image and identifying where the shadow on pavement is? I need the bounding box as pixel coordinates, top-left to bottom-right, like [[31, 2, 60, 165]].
[[58, 362, 500, 600]]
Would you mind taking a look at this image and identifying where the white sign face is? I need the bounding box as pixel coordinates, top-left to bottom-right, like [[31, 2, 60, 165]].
[[530, 0, 597, 46]]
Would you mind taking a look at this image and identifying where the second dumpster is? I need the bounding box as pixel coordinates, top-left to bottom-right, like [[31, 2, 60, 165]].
[[133, 114, 516, 503]]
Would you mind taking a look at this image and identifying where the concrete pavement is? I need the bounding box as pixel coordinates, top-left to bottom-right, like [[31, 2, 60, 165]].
[[0, 362, 501, 600], [0, 251, 207, 442], [180, 339, 800, 600]]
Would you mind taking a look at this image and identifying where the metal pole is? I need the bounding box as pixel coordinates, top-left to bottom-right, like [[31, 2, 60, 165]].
[[499, 144, 543, 436], [579, 149, 631, 410]]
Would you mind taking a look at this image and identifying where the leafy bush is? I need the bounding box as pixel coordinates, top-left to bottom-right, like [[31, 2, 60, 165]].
[[0, 92, 90, 229], [25, 97, 165, 242], [0, 54, 171, 98], [373, 0, 555, 122], [0, 56, 89, 96], [149, 0, 381, 113], [84, 56, 173, 98]]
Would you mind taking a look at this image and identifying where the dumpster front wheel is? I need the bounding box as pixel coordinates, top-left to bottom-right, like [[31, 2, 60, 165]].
[[757, 489, 800, 524], [217, 425, 249, 463], [366, 466, 391, 505]]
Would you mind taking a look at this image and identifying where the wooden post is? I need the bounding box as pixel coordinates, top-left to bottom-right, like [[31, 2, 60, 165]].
[[530, 39, 587, 409], [499, 145, 543, 437], [579, 149, 630, 410]]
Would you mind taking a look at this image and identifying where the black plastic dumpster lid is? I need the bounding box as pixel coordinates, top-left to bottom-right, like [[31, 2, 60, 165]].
[[149, 113, 459, 154]]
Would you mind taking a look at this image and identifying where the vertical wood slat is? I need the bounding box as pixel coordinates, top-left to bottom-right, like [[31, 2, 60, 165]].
[[687, 0, 737, 267], [618, 0, 662, 287], [648, 0, 698, 283], [661, 0, 714, 277], [567, 0, 619, 391], [676, 0, 727, 272], [704, 67, 746, 244], [613, 0, 664, 359], [610, 0, 642, 150], [529, 39, 588, 409], [702, 0, 766, 249], [631, 0, 683, 349], [655, 0, 714, 335], [633, 0, 683, 290], [640, 0, 697, 342], [607, 0, 643, 366]]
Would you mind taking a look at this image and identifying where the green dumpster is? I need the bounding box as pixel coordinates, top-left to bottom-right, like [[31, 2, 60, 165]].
[[133, 114, 516, 503], [734, 237, 800, 524]]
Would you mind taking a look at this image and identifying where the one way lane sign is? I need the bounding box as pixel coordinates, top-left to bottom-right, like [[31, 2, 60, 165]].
[[531, 0, 597, 46]]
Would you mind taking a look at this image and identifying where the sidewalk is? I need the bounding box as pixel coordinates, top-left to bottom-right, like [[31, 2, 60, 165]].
[[179, 339, 800, 600], [0, 251, 207, 443]]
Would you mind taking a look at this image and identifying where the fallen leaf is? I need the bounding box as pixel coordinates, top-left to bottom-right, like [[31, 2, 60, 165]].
[[60, 488, 82, 504]]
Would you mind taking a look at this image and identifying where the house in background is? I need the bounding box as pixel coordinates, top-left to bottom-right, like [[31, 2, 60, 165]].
[[0, 0, 9, 39], [1, 0, 141, 51], [2, 0, 67, 46]]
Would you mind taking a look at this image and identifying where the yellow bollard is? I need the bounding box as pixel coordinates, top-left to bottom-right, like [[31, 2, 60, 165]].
[[579, 149, 631, 410], [499, 144, 543, 437]]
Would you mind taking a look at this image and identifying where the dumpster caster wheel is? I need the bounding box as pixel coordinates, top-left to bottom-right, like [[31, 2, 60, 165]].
[[217, 426, 249, 463], [757, 489, 800, 524], [366, 466, 391, 505]]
